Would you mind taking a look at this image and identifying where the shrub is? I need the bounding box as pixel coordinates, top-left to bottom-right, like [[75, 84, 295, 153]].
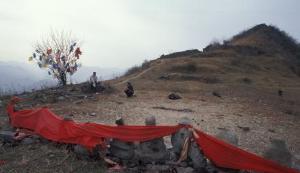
[[170, 62, 197, 73], [124, 59, 152, 76]]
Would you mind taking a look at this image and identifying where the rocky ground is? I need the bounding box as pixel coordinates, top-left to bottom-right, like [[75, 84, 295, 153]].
[[0, 82, 300, 172]]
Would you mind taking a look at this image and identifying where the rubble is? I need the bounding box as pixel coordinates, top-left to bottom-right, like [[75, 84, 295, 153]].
[[168, 93, 182, 100]]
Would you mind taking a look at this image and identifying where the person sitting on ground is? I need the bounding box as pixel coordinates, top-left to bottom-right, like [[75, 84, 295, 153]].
[[89, 72, 98, 92], [124, 82, 134, 97]]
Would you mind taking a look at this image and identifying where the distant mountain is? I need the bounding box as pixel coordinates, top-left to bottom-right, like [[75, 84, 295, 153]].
[[0, 61, 125, 94]]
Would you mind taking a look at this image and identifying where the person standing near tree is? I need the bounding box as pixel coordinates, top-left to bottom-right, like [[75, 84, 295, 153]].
[[90, 72, 98, 92]]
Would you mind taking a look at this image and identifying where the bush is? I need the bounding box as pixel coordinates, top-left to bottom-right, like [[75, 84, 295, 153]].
[[124, 60, 151, 76], [170, 62, 197, 73], [124, 65, 141, 76]]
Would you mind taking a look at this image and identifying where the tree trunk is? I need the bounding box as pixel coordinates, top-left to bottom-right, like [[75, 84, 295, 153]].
[[60, 71, 67, 86]]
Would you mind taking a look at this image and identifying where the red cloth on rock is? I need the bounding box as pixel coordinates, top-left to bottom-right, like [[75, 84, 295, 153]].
[[6, 97, 299, 173]]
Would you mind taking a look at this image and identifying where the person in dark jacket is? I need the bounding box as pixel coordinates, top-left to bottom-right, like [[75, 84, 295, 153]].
[[124, 82, 134, 97]]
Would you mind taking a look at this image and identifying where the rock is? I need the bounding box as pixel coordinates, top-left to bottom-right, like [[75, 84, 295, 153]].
[[135, 116, 169, 164], [135, 138, 169, 164], [237, 125, 250, 132], [178, 117, 192, 125], [0, 131, 16, 144], [159, 75, 170, 80], [175, 167, 195, 173], [145, 116, 156, 125], [57, 96, 65, 101], [168, 93, 182, 100], [39, 138, 50, 144], [0, 117, 14, 131], [74, 100, 83, 105], [188, 141, 207, 170], [145, 164, 170, 172], [171, 127, 192, 155], [109, 139, 135, 160], [216, 129, 238, 146], [73, 144, 90, 160], [21, 137, 35, 145], [89, 112, 96, 116], [278, 89, 283, 96], [263, 139, 292, 167], [292, 155, 300, 170], [212, 91, 221, 98], [77, 95, 87, 99]]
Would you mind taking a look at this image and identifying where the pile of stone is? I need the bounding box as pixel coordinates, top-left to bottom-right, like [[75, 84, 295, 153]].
[[100, 116, 236, 173]]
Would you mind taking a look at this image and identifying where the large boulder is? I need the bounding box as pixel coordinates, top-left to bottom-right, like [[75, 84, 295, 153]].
[[216, 129, 239, 146], [135, 138, 169, 164], [109, 139, 135, 160], [135, 116, 169, 164], [73, 144, 90, 160], [171, 117, 207, 170]]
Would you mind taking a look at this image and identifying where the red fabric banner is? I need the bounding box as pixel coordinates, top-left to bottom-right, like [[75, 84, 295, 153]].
[[6, 97, 299, 173]]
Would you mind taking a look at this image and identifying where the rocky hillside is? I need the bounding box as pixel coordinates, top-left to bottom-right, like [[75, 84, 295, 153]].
[[1, 24, 300, 172], [114, 24, 300, 92]]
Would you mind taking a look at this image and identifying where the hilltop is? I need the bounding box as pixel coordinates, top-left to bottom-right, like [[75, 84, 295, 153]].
[[0, 24, 300, 172]]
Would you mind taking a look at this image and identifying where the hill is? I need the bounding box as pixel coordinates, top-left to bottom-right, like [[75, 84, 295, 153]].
[[113, 24, 300, 90], [0, 24, 300, 172]]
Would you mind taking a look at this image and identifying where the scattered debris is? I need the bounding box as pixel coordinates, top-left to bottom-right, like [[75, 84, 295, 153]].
[[57, 96, 65, 101], [89, 112, 96, 116], [268, 129, 275, 133], [212, 91, 221, 98], [168, 93, 182, 100], [278, 89, 283, 96], [152, 106, 193, 113], [241, 77, 252, 84], [74, 100, 84, 105], [237, 125, 250, 132]]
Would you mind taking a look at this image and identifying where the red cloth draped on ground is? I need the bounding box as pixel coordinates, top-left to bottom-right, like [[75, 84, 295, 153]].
[[6, 97, 299, 173]]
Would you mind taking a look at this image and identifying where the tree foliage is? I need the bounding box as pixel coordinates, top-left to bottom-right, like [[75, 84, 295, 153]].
[[29, 31, 82, 86]]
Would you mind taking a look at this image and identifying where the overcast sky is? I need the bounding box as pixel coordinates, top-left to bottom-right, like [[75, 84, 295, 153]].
[[0, 0, 300, 69]]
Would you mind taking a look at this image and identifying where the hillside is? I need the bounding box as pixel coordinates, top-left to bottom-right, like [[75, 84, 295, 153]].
[[1, 24, 300, 172], [113, 24, 300, 91]]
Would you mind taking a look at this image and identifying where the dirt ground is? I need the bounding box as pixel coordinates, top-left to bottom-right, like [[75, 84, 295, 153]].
[[0, 84, 300, 172]]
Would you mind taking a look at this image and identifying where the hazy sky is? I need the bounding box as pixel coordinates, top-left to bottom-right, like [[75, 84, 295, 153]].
[[0, 0, 300, 69]]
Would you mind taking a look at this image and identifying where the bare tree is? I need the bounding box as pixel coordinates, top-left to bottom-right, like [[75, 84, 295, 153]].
[[29, 30, 82, 86]]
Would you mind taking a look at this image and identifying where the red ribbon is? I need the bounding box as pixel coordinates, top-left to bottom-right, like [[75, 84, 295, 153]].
[[6, 97, 299, 173]]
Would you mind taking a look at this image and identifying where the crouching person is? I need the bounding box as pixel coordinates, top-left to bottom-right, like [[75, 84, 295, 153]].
[[124, 82, 134, 97]]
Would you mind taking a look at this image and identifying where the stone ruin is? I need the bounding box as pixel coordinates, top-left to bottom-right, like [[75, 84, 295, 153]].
[[96, 116, 241, 173], [3, 115, 297, 172]]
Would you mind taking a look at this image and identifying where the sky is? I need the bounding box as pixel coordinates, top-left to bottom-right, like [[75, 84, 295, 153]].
[[0, 0, 300, 69]]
